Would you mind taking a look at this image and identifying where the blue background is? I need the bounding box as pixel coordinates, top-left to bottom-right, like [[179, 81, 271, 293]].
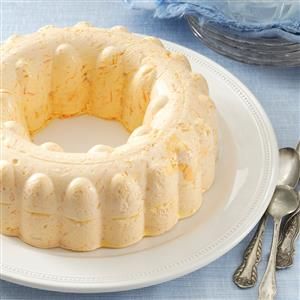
[[1, 1, 299, 299]]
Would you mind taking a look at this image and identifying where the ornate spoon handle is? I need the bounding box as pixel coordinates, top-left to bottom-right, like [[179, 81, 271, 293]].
[[233, 213, 268, 288], [276, 205, 300, 269], [258, 217, 282, 300]]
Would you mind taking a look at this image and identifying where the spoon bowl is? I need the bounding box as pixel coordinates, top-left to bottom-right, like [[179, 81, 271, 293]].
[[267, 185, 299, 218], [278, 148, 300, 188]]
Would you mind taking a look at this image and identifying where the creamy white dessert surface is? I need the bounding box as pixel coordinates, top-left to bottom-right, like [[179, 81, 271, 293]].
[[0, 23, 217, 251]]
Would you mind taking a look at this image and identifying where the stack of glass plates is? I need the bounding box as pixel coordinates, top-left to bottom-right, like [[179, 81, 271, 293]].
[[186, 15, 300, 67]]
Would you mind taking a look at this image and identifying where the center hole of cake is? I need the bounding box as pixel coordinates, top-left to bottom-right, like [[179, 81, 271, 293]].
[[33, 115, 130, 152], [22, 46, 155, 153]]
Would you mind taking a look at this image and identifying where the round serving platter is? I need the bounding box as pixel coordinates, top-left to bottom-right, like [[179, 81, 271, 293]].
[[0, 38, 278, 293]]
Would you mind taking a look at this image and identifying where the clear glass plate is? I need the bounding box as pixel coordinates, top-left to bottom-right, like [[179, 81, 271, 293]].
[[186, 15, 300, 67]]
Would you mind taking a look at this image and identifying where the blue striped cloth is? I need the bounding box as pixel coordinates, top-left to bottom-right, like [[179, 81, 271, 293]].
[[126, 0, 300, 42]]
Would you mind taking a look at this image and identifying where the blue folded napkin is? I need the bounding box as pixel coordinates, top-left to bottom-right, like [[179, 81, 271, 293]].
[[125, 0, 300, 43]]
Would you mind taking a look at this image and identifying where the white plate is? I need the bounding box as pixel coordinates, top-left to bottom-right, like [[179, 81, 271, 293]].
[[0, 39, 278, 293]]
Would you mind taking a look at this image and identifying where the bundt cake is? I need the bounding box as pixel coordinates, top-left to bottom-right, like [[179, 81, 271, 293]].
[[0, 23, 218, 251]]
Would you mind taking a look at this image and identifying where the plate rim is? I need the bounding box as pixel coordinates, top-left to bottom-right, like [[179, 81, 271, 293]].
[[0, 37, 279, 293]]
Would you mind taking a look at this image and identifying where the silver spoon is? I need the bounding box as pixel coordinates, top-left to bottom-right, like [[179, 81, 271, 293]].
[[277, 147, 300, 188], [276, 142, 300, 269], [258, 186, 299, 300], [233, 147, 300, 288], [276, 191, 300, 269], [233, 212, 268, 288]]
